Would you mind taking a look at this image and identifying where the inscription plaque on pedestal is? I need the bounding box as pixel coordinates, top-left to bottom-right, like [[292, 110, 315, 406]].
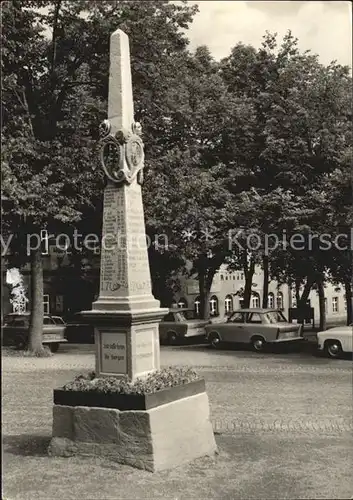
[[99, 331, 127, 375], [135, 329, 154, 373]]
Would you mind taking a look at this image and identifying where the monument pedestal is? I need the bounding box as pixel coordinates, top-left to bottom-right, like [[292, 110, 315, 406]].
[[48, 390, 217, 472], [82, 309, 166, 380]]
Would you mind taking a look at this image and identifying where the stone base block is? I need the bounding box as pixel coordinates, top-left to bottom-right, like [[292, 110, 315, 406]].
[[48, 392, 217, 472]]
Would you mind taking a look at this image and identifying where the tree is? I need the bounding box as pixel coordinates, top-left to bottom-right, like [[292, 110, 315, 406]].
[[221, 31, 352, 321], [1, 0, 198, 351], [311, 156, 353, 326], [142, 46, 257, 318]]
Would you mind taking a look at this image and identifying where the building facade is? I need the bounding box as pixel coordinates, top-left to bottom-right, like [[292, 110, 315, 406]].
[[174, 264, 290, 319], [174, 264, 347, 325], [2, 253, 348, 326], [2, 245, 100, 321]]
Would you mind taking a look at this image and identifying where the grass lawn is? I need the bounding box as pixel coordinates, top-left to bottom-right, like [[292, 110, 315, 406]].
[[3, 432, 352, 500], [2, 355, 353, 499]]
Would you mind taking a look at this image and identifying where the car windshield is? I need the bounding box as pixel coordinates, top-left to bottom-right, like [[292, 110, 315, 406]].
[[228, 312, 245, 323], [52, 317, 65, 325], [183, 310, 196, 320], [175, 311, 186, 322], [266, 311, 287, 324]]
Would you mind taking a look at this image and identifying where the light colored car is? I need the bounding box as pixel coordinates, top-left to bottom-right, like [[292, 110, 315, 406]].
[[2, 312, 68, 352], [317, 324, 353, 358], [51, 316, 66, 325], [159, 308, 209, 345], [205, 308, 303, 351]]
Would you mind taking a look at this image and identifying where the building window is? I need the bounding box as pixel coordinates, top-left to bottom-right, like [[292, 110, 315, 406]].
[[276, 292, 284, 310], [55, 295, 64, 313], [209, 295, 219, 317], [177, 298, 188, 309], [43, 294, 50, 314], [268, 292, 275, 309], [225, 275, 228, 280], [251, 292, 260, 308], [225, 295, 233, 315], [237, 274, 240, 280], [239, 298, 244, 308], [332, 297, 339, 313], [194, 297, 200, 317], [220, 274, 224, 280], [241, 273, 244, 280]]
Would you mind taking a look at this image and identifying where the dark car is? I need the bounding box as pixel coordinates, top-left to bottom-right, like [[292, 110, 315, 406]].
[[159, 307, 209, 345], [2, 312, 68, 352]]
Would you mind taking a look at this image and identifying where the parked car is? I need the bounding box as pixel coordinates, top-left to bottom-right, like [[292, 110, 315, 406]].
[[1, 312, 67, 352], [51, 316, 66, 325], [317, 324, 353, 358], [205, 308, 303, 351], [159, 307, 209, 345]]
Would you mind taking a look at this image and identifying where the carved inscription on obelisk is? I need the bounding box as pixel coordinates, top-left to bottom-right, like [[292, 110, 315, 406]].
[[100, 186, 128, 295]]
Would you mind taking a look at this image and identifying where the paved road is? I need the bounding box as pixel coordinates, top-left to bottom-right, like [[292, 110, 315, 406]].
[[2, 343, 352, 499], [3, 342, 352, 434]]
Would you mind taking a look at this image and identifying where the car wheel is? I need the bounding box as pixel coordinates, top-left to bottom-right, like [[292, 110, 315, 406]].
[[324, 340, 342, 359], [167, 331, 178, 345], [208, 331, 221, 349], [14, 335, 27, 350], [49, 343, 59, 353], [251, 336, 266, 352]]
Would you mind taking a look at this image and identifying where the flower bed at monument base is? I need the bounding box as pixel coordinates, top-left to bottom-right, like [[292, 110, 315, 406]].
[[54, 367, 205, 411]]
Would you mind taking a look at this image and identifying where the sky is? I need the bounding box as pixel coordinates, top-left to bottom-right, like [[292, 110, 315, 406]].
[[183, 1, 352, 67]]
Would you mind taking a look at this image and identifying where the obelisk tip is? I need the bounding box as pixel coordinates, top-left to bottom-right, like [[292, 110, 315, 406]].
[[111, 28, 128, 40]]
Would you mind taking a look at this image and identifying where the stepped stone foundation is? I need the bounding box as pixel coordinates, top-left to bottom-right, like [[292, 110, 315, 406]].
[[49, 392, 217, 472]]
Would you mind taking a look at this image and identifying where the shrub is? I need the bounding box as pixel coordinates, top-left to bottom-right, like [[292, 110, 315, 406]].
[[62, 366, 200, 395]]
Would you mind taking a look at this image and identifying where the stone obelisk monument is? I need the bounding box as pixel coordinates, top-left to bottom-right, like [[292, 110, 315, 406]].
[[84, 29, 167, 380], [49, 29, 217, 472]]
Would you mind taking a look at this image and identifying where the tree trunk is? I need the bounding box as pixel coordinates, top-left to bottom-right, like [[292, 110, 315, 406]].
[[28, 248, 44, 353], [344, 279, 353, 325], [243, 254, 255, 308], [295, 279, 301, 305], [198, 267, 210, 320], [198, 259, 217, 320], [262, 254, 269, 308], [317, 280, 326, 331], [288, 279, 293, 308], [298, 278, 313, 308], [294, 278, 314, 326]]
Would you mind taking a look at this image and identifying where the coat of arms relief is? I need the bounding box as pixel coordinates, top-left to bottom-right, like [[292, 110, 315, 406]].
[[99, 120, 144, 185]]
